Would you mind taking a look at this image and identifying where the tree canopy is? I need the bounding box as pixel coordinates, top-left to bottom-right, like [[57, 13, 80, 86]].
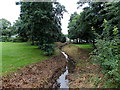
[[68, 2, 120, 43], [13, 2, 67, 55], [0, 18, 13, 42]]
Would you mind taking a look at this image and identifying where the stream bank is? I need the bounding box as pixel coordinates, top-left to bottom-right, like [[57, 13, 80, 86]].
[[2, 42, 73, 89], [2, 42, 103, 88], [52, 51, 75, 89], [62, 45, 103, 88], [2, 53, 67, 88]]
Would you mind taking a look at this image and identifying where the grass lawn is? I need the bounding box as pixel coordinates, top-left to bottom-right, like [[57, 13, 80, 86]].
[[1, 42, 51, 75], [73, 44, 93, 48], [72, 43, 93, 52]]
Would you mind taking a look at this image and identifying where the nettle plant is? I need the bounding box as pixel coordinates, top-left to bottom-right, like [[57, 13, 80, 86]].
[[91, 19, 120, 88]]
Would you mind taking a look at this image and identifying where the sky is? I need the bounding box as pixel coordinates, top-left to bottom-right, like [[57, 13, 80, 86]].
[[0, 0, 88, 34], [0, 0, 20, 25], [58, 0, 88, 34]]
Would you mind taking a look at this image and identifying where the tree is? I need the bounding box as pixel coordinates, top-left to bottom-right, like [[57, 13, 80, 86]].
[[0, 18, 11, 29], [91, 20, 120, 88], [68, 2, 120, 45], [77, 2, 120, 37], [0, 18, 12, 42], [68, 12, 80, 43], [76, 1, 120, 87], [15, 2, 66, 55]]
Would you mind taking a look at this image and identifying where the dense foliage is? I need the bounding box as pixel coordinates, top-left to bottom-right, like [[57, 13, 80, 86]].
[[0, 18, 13, 42], [68, 1, 120, 88], [68, 2, 120, 44], [14, 2, 66, 55], [92, 20, 120, 88]]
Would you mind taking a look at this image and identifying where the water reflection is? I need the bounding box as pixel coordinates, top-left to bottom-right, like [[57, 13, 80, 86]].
[[53, 51, 75, 89], [57, 66, 69, 88]]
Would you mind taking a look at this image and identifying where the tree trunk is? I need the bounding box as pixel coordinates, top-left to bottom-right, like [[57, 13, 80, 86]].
[[76, 38, 79, 43], [31, 35, 34, 45], [86, 39, 89, 43], [92, 39, 96, 49]]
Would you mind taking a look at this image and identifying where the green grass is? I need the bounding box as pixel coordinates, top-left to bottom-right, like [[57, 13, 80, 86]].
[[1, 42, 51, 75], [72, 43, 93, 52], [73, 44, 93, 48]]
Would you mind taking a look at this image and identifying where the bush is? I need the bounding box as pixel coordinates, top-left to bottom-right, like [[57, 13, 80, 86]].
[[1, 36, 9, 42], [91, 20, 120, 88], [39, 44, 55, 56], [1, 36, 26, 42], [11, 37, 23, 42]]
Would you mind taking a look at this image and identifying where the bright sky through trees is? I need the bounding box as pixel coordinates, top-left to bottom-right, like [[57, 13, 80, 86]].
[[0, 0, 88, 34]]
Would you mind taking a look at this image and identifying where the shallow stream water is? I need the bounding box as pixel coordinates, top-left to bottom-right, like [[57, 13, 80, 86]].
[[53, 51, 75, 89]]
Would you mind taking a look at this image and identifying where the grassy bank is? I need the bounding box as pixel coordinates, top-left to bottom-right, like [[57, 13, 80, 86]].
[[1, 42, 51, 75], [72, 44, 93, 52], [62, 44, 91, 62], [72, 43, 93, 48]]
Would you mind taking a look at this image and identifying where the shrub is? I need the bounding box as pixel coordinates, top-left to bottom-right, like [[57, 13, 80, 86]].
[[11, 37, 23, 42], [39, 44, 55, 56], [1, 36, 9, 42], [91, 20, 120, 88]]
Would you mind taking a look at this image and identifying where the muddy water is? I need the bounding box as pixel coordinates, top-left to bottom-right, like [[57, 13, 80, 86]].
[[53, 51, 75, 89]]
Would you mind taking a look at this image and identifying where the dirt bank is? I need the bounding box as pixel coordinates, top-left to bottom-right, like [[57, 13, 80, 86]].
[[62, 45, 103, 88], [2, 53, 66, 88]]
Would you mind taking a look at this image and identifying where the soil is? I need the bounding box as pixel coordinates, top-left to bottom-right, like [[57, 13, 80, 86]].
[[62, 45, 103, 88], [1, 42, 103, 88], [2, 53, 66, 88]]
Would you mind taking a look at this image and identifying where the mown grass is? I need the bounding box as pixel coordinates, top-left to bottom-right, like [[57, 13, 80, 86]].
[[72, 43, 93, 52], [73, 44, 93, 48], [1, 42, 51, 75]]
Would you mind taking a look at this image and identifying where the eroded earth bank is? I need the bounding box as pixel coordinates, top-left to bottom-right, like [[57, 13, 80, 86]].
[[62, 45, 103, 88], [2, 53, 66, 88], [2, 43, 103, 88]]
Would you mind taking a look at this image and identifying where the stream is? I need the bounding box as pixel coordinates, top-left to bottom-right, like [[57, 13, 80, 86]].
[[53, 51, 75, 89]]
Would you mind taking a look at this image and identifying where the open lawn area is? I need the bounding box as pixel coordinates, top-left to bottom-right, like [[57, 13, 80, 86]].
[[73, 44, 93, 48], [72, 43, 93, 52], [1, 42, 51, 75]]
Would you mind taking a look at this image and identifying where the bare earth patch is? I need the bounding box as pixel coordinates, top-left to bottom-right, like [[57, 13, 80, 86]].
[[2, 54, 66, 88]]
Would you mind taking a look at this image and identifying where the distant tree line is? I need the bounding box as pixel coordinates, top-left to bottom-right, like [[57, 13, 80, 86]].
[[0, 18, 16, 42]]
